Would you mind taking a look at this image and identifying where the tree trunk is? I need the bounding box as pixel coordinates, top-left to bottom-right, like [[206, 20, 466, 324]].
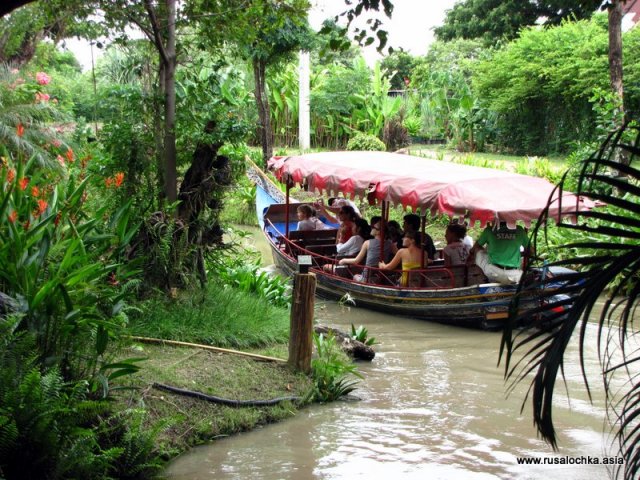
[[608, 0, 630, 171], [253, 57, 273, 167], [155, 61, 166, 204], [608, 0, 624, 114], [163, 0, 178, 203]]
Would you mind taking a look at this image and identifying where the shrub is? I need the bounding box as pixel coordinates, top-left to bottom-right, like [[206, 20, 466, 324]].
[[346, 132, 386, 151], [383, 116, 410, 151], [0, 152, 140, 384]]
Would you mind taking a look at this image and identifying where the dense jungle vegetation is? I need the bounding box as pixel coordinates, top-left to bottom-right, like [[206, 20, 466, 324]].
[[0, 0, 638, 478]]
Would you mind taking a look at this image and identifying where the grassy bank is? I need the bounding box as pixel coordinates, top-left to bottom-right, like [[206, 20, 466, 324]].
[[115, 343, 311, 458], [117, 283, 312, 460], [128, 282, 290, 348]]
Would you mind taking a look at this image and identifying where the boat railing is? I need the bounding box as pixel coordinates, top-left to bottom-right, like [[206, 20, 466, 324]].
[[267, 220, 469, 290]]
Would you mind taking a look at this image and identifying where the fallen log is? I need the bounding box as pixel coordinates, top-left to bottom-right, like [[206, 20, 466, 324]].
[[314, 325, 375, 361]]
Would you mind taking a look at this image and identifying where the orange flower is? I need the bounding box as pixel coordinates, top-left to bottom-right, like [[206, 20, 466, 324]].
[[8, 211, 17, 223], [114, 172, 124, 188], [34, 199, 48, 217], [7, 169, 15, 183], [65, 148, 74, 163], [19, 177, 29, 190], [16, 123, 24, 137], [105, 177, 113, 188], [31, 186, 40, 197]]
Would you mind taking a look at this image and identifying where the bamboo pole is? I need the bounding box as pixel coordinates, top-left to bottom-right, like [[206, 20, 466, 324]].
[[130, 336, 286, 363], [288, 272, 316, 373]]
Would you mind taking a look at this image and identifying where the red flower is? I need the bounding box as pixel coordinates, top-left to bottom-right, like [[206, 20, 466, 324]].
[[105, 177, 113, 188], [8, 211, 17, 223], [54, 211, 62, 227], [34, 199, 48, 217], [31, 186, 40, 197], [65, 148, 74, 163], [19, 177, 29, 190], [16, 123, 24, 138], [7, 169, 15, 183], [114, 172, 124, 188]]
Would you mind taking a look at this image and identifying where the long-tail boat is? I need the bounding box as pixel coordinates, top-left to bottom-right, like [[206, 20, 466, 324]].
[[250, 151, 591, 330]]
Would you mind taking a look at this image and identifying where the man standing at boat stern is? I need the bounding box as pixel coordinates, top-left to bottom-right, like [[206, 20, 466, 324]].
[[469, 222, 530, 284]]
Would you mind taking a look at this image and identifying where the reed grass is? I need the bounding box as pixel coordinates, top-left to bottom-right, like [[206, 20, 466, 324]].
[[127, 283, 290, 349]]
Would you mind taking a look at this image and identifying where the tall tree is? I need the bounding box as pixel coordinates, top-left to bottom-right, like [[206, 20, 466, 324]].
[[435, 0, 602, 45]]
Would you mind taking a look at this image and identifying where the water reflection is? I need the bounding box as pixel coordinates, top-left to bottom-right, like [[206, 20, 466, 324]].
[[166, 302, 617, 480]]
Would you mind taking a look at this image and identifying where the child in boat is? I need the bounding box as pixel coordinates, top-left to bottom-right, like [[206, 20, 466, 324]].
[[443, 223, 470, 266], [296, 204, 328, 231], [379, 230, 424, 287]]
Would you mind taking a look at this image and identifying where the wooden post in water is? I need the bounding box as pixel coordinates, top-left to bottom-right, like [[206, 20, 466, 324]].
[[288, 258, 316, 373]]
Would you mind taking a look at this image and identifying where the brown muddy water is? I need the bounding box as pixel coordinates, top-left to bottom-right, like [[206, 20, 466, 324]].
[[166, 228, 622, 479]]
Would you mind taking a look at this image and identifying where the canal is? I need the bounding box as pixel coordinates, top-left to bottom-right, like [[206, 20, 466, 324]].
[[166, 297, 618, 479]]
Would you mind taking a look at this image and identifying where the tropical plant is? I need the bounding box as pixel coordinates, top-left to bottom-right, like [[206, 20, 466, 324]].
[[350, 324, 378, 346], [214, 253, 291, 308], [310, 333, 362, 402], [0, 150, 140, 384], [501, 123, 640, 479]]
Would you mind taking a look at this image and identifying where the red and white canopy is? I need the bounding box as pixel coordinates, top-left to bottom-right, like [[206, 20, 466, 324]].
[[268, 151, 591, 227]]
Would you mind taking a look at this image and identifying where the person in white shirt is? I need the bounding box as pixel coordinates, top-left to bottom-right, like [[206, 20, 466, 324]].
[[326, 197, 361, 218]]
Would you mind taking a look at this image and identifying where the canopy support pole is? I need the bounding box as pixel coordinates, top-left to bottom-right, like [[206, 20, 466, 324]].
[[420, 214, 426, 269], [379, 200, 389, 263], [285, 180, 291, 237]]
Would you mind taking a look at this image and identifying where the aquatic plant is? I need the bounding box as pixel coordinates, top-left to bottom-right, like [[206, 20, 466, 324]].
[[350, 324, 378, 346], [310, 333, 362, 402]]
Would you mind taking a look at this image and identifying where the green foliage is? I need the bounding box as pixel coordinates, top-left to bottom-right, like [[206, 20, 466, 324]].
[[472, 15, 640, 154], [350, 324, 378, 346], [128, 281, 291, 349], [0, 318, 161, 480], [310, 333, 362, 402], [513, 157, 563, 184], [0, 154, 140, 383], [347, 132, 386, 151], [434, 0, 601, 46], [213, 248, 291, 308], [380, 50, 418, 90]]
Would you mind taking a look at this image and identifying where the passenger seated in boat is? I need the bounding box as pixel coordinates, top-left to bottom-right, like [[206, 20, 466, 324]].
[[443, 223, 470, 267], [468, 222, 531, 284], [322, 219, 370, 275], [378, 230, 424, 287], [403, 214, 436, 261], [316, 202, 358, 243], [296, 204, 328, 231], [387, 220, 404, 250], [338, 221, 395, 283]]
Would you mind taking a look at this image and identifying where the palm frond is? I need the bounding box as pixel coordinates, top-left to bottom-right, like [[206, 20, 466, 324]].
[[501, 123, 640, 479]]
